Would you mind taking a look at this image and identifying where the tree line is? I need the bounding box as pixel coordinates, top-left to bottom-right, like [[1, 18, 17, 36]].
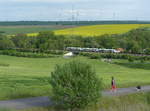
[[0, 21, 150, 26], [0, 28, 150, 54]]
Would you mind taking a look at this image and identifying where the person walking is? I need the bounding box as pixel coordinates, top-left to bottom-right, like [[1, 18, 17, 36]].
[[111, 76, 117, 92]]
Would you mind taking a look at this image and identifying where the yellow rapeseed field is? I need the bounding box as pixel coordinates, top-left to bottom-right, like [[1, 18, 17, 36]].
[[27, 33, 38, 36], [54, 24, 150, 37]]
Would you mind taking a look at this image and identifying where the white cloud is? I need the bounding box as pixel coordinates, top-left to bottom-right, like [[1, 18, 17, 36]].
[[10, 0, 86, 3], [0, 0, 149, 21]]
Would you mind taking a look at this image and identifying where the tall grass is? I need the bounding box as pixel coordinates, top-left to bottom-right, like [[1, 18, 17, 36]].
[[22, 93, 150, 111]]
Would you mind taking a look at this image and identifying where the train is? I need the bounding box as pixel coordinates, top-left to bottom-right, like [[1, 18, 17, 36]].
[[66, 47, 120, 53]]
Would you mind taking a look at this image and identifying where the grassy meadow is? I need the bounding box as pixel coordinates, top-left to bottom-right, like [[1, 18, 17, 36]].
[[54, 24, 150, 36], [0, 55, 150, 100]]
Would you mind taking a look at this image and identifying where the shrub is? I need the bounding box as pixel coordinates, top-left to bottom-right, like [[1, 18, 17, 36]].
[[50, 61, 102, 110], [89, 53, 101, 59], [15, 48, 64, 55], [44, 50, 64, 55], [144, 48, 150, 55], [79, 52, 150, 61], [140, 57, 146, 63], [140, 59, 145, 63], [0, 50, 55, 58], [128, 56, 135, 62]]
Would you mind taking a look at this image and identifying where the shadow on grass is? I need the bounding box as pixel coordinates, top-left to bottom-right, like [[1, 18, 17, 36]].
[[0, 75, 50, 86], [0, 75, 51, 100], [0, 108, 15, 111], [23, 107, 67, 111], [113, 62, 150, 70]]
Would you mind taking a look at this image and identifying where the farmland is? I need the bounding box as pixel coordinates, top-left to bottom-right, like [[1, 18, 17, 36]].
[[0, 55, 150, 100], [54, 24, 150, 36], [0, 23, 150, 110], [1, 24, 150, 37], [0, 25, 73, 35]]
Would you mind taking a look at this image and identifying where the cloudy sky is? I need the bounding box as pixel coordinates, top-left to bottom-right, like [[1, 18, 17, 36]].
[[0, 0, 149, 21]]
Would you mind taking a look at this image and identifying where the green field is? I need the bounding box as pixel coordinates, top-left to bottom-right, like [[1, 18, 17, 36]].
[[54, 24, 150, 36], [0, 25, 73, 35], [0, 55, 150, 100], [2, 24, 150, 37]]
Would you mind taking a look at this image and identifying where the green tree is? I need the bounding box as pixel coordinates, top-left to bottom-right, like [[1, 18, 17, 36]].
[[36, 31, 65, 51], [50, 61, 102, 110], [144, 48, 150, 55], [0, 35, 15, 49], [11, 34, 30, 48], [82, 37, 99, 48], [96, 35, 118, 48], [36, 31, 55, 49]]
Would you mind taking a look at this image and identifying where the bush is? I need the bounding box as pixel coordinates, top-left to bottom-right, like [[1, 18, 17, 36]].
[[0, 50, 55, 58], [128, 56, 135, 62], [140, 59, 145, 63], [50, 61, 102, 110], [15, 48, 64, 55], [144, 48, 150, 55], [140, 57, 147, 63], [89, 53, 101, 59], [43, 50, 64, 55], [81, 52, 150, 61]]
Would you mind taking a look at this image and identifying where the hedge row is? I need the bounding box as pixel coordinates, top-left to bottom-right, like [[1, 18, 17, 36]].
[[15, 48, 64, 55], [0, 50, 58, 58], [80, 52, 150, 61]]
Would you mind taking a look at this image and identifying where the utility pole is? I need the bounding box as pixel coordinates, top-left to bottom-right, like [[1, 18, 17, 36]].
[[71, 4, 75, 36]]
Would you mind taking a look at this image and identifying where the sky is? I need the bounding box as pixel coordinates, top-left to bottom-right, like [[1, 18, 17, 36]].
[[0, 0, 149, 21]]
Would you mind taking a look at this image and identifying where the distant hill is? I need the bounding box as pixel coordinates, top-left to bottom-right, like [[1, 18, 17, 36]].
[[0, 21, 150, 26]]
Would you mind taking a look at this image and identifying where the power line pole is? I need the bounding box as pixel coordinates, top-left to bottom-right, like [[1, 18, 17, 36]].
[[71, 4, 75, 36]]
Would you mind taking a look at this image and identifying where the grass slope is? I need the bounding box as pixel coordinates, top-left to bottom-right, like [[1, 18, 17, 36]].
[[0, 55, 150, 100], [55, 24, 150, 36]]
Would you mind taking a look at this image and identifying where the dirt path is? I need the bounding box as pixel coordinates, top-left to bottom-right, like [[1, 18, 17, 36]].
[[0, 85, 150, 110]]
